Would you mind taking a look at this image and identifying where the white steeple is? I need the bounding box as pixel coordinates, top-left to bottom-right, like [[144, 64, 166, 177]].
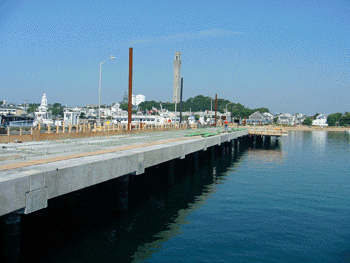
[[172, 52, 182, 103], [38, 92, 48, 111]]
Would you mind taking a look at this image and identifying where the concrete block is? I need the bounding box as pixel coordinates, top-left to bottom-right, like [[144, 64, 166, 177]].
[[220, 134, 229, 143], [180, 144, 186, 159], [203, 141, 207, 151], [29, 171, 45, 191], [0, 176, 29, 217], [25, 188, 47, 214], [136, 152, 145, 175]]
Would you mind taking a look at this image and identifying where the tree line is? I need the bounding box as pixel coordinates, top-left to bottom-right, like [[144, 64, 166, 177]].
[[327, 112, 350, 127], [136, 95, 269, 118]]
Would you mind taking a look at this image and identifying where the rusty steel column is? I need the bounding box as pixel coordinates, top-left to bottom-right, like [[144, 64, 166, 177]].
[[215, 94, 217, 127], [128, 47, 133, 130]]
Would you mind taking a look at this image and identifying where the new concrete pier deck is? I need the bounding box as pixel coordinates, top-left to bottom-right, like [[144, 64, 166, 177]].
[[0, 128, 248, 217]]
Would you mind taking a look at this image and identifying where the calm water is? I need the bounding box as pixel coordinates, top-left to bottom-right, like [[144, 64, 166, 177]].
[[8, 131, 350, 262]]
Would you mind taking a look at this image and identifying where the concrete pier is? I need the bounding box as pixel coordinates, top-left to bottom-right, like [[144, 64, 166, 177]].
[[0, 128, 248, 217]]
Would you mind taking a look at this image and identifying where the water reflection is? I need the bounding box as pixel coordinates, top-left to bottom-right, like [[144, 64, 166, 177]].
[[7, 145, 240, 262], [311, 131, 327, 156], [1, 139, 284, 263]]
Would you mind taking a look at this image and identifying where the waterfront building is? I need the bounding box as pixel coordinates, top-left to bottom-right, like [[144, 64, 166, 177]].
[[262, 112, 274, 123], [172, 52, 182, 103], [0, 106, 25, 116], [86, 108, 98, 118], [247, 111, 273, 124], [277, 113, 295, 125], [248, 111, 264, 125], [64, 110, 79, 126], [295, 113, 307, 125], [111, 103, 127, 116], [312, 114, 328, 126]]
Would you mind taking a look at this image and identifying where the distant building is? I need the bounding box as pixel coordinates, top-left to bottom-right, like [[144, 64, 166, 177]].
[[33, 92, 54, 126], [248, 111, 273, 124], [312, 114, 328, 126], [132, 94, 145, 106], [262, 112, 274, 123], [277, 113, 295, 125], [0, 106, 25, 116], [64, 110, 79, 126], [295, 113, 307, 125], [248, 111, 264, 124]]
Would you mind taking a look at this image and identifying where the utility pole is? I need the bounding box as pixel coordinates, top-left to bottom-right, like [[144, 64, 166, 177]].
[[215, 94, 217, 127], [128, 47, 133, 130], [180, 78, 183, 123], [24, 99, 29, 113]]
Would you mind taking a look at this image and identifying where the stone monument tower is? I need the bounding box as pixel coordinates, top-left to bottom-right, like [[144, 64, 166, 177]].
[[172, 52, 182, 103]]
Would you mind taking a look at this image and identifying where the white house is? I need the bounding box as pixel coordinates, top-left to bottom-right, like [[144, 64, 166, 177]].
[[278, 113, 295, 125], [248, 111, 264, 124], [248, 111, 273, 124], [262, 112, 274, 123], [295, 113, 307, 125], [312, 114, 328, 126]]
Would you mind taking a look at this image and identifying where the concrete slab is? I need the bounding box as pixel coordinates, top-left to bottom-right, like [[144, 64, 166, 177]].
[[0, 128, 248, 216]]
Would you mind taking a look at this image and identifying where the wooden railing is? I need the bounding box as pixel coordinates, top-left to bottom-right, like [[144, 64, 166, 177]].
[[248, 126, 285, 136], [0, 122, 195, 143]]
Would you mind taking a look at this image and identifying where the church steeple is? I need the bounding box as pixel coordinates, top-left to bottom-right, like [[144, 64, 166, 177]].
[[38, 92, 48, 111]]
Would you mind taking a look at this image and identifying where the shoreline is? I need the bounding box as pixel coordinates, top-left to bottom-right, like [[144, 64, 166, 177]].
[[239, 125, 350, 132]]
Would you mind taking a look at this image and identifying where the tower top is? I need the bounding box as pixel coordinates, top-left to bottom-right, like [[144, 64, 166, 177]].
[[174, 52, 181, 61]]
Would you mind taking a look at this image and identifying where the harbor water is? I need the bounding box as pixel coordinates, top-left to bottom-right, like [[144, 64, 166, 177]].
[[5, 131, 350, 262]]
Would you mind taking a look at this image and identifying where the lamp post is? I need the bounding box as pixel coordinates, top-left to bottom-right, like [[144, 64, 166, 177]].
[[226, 103, 232, 113], [98, 55, 115, 124]]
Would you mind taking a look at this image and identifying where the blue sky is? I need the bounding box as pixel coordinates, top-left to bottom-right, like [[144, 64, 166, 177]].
[[1, 0, 349, 114]]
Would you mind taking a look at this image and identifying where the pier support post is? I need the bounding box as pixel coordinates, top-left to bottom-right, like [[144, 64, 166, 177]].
[[116, 175, 129, 212], [256, 136, 263, 144], [238, 137, 243, 150], [210, 146, 215, 163], [227, 140, 233, 154], [275, 137, 279, 146], [234, 138, 238, 150], [194, 151, 199, 172], [0, 212, 21, 262], [167, 160, 175, 187], [264, 136, 271, 145]]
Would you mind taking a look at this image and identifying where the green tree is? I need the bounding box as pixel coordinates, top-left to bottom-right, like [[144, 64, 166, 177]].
[[340, 112, 350, 127], [302, 117, 313, 126], [327, 113, 342, 126], [138, 95, 270, 117], [51, 103, 64, 117], [27, 103, 40, 113], [120, 103, 128, 111]]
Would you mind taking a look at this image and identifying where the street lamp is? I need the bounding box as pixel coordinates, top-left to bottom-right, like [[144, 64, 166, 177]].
[[225, 103, 231, 113], [98, 55, 115, 124]]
